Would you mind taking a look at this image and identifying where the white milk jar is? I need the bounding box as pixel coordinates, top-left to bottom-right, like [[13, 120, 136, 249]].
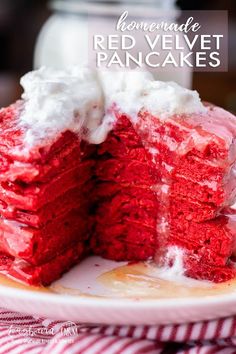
[[34, 0, 193, 88]]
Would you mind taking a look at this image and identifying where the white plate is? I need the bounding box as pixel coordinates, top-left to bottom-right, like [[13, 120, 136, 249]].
[[1, 256, 236, 325]]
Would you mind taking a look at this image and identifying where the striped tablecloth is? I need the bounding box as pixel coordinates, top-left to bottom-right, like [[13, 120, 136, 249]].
[[0, 309, 236, 353]]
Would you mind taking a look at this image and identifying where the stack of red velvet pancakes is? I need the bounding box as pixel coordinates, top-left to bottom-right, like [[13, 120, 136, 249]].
[[134, 106, 236, 282], [0, 73, 236, 286], [0, 101, 93, 285], [92, 114, 160, 260]]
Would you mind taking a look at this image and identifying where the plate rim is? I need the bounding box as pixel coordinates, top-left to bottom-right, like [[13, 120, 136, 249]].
[[1, 282, 236, 309]]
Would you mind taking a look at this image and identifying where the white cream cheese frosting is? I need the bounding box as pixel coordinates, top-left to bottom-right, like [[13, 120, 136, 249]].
[[19, 67, 205, 146], [20, 66, 105, 146], [98, 69, 206, 123]]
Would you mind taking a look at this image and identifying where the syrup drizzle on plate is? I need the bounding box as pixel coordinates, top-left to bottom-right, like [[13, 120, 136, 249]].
[[97, 262, 236, 298], [0, 261, 236, 299]]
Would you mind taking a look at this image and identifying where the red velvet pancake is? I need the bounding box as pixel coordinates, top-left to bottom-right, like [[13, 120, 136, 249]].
[[0, 102, 92, 284], [1, 96, 236, 285], [0, 241, 85, 286]]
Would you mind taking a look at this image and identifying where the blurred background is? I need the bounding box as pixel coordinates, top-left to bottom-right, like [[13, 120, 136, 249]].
[[0, 0, 235, 111]]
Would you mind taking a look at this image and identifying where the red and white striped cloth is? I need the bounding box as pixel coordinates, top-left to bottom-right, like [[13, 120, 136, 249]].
[[0, 309, 236, 354]]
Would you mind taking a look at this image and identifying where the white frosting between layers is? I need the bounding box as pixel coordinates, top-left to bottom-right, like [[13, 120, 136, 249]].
[[19, 67, 206, 146]]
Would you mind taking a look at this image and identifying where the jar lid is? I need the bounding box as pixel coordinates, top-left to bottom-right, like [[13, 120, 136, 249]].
[[50, 0, 179, 18]]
